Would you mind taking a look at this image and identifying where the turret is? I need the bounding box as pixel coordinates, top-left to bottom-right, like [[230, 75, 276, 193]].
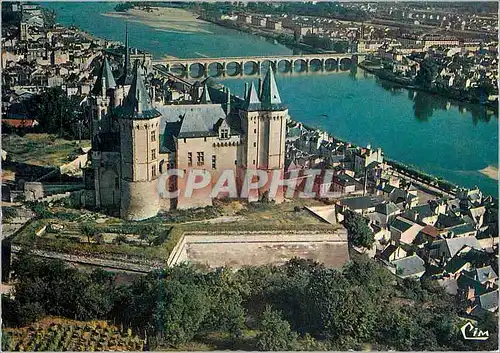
[[200, 83, 212, 104], [91, 56, 116, 98], [243, 81, 261, 111], [261, 66, 284, 110], [117, 61, 161, 221]]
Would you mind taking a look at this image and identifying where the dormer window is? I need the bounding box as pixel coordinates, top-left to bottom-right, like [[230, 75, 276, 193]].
[[220, 128, 229, 139]]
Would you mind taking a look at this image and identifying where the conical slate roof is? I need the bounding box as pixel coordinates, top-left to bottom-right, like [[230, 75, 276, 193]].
[[117, 61, 160, 120], [243, 82, 261, 111], [261, 66, 285, 110], [91, 56, 116, 95], [200, 83, 212, 104]]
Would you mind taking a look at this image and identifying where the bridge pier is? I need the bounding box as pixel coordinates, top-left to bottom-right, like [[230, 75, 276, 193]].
[[239, 61, 244, 77], [203, 63, 208, 78]]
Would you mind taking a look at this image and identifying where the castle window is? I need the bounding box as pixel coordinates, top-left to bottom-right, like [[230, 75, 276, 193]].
[[204, 137, 207, 142], [254, 129, 257, 134], [197, 152, 205, 166], [220, 129, 229, 139], [184, 138, 186, 143], [253, 159, 256, 165], [151, 149, 156, 160], [253, 142, 256, 147], [234, 160, 237, 165], [212, 155, 216, 169], [114, 177, 119, 189], [188, 152, 193, 167], [151, 131, 156, 142], [152, 165, 157, 178]]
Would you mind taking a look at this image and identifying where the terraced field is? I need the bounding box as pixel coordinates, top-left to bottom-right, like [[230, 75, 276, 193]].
[[2, 317, 144, 351]]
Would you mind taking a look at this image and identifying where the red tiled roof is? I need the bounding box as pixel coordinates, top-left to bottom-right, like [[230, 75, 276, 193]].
[[420, 225, 440, 237], [2, 119, 38, 128]]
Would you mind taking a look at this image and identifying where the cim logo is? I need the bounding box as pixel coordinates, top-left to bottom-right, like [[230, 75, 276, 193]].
[[460, 322, 489, 341]]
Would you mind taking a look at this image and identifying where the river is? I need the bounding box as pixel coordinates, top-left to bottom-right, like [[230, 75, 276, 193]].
[[43, 2, 498, 196]]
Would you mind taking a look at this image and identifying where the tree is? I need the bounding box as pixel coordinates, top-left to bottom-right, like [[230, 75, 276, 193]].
[[343, 211, 374, 248], [375, 305, 420, 350], [256, 306, 298, 351], [305, 268, 378, 346], [30, 87, 83, 138], [202, 269, 246, 339], [157, 280, 209, 347], [80, 223, 98, 244], [415, 59, 439, 89]]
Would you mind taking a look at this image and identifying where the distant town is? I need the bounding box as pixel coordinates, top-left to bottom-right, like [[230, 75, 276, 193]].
[[1, 2, 498, 352]]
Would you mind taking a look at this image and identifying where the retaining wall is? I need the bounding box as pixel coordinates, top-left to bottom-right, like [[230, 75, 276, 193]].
[[167, 230, 349, 269]]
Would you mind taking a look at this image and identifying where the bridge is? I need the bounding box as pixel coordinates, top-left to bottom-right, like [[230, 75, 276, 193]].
[[152, 53, 365, 79]]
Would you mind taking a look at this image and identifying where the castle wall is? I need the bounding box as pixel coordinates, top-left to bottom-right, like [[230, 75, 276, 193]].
[[92, 151, 121, 208], [175, 135, 242, 209], [120, 179, 160, 220]]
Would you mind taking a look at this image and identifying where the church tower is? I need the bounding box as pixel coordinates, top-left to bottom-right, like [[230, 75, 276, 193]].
[[240, 66, 288, 201], [117, 61, 162, 220]]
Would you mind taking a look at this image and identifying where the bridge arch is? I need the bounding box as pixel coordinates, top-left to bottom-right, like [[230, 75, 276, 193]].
[[189, 63, 206, 78], [260, 59, 277, 74], [309, 58, 323, 72], [277, 59, 292, 74], [243, 61, 259, 76], [293, 59, 308, 73], [225, 61, 242, 77], [339, 57, 353, 71], [169, 63, 187, 76], [324, 58, 339, 72], [208, 62, 224, 77]]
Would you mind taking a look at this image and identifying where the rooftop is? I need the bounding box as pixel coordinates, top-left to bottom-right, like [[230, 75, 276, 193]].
[[392, 255, 425, 277], [339, 195, 385, 211]]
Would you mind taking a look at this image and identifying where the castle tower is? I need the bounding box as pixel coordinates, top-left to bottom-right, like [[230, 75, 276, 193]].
[[116, 61, 161, 220], [88, 56, 121, 210], [240, 67, 288, 201], [90, 56, 116, 138]]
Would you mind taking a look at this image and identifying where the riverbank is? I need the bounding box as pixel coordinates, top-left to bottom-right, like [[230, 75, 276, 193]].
[[358, 61, 499, 111], [199, 16, 319, 54]]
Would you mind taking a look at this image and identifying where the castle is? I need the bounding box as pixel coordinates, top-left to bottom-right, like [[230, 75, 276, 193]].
[[85, 31, 288, 220]]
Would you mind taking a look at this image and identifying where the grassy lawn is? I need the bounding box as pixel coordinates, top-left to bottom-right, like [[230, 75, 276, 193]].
[[2, 133, 90, 168], [11, 198, 339, 264]]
